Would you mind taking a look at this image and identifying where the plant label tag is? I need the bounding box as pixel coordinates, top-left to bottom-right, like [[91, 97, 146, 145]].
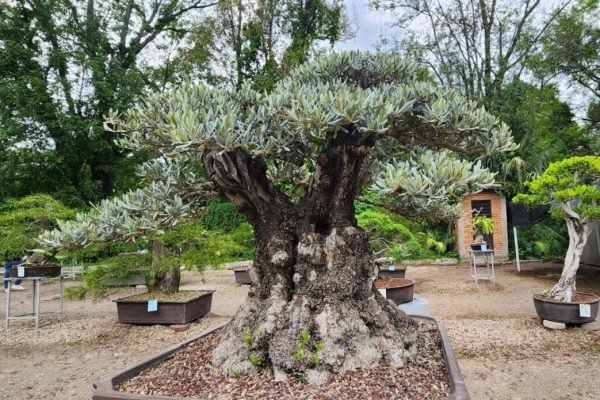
[[148, 299, 158, 312], [17, 266, 25, 277], [387, 266, 396, 271], [579, 304, 591, 318], [481, 243, 487, 251]]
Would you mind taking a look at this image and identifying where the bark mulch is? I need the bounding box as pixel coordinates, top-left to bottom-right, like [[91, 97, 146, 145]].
[[117, 321, 450, 399]]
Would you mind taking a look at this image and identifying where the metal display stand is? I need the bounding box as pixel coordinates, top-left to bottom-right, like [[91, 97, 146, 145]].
[[468, 250, 496, 285], [4, 275, 64, 329]]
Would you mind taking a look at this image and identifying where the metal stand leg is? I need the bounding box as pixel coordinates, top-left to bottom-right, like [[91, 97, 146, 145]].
[[5, 281, 10, 330], [34, 279, 41, 329], [59, 276, 64, 320]]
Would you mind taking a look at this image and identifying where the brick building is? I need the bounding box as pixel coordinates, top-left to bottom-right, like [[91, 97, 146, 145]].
[[455, 190, 509, 261]]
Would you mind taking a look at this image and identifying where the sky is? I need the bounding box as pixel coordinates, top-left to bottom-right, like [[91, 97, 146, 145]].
[[335, 1, 400, 51]]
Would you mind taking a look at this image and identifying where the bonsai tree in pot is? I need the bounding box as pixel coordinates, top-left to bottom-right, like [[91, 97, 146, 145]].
[[37, 158, 214, 293], [514, 156, 600, 303], [471, 215, 494, 249], [38, 52, 517, 382]]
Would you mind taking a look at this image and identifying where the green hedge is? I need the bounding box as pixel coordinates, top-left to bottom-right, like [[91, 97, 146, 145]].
[[0, 194, 77, 259]]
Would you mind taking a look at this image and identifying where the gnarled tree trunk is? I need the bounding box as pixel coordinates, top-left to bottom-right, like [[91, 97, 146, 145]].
[[546, 211, 592, 302], [203, 131, 418, 383], [147, 239, 180, 294]]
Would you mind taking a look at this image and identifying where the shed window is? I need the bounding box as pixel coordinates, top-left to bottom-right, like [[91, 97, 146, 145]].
[[471, 200, 492, 217]]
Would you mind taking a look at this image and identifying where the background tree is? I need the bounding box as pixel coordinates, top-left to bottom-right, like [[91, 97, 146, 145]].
[[0, 194, 76, 260], [514, 156, 600, 301], [210, 0, 344, 90], [39, 52, 516, 383], [0, 0, 217, 206], [490, 78, 588, 192], [370, 0, 570, 106], [542, 0, 600, 97]]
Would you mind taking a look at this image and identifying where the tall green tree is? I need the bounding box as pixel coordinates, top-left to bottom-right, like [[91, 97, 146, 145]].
[[542, 0, 600, 97], [490, 78, 589, 192], [371, 0, 570, 106], [0, 0, 217, 206], [211, 0, 344, 91]]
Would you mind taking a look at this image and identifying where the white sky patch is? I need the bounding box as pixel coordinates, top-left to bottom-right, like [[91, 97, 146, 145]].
[[335, 0, 400, 51]]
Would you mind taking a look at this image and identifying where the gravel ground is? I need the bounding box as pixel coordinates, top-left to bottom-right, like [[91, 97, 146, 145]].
[[1, 261, 600, 400]]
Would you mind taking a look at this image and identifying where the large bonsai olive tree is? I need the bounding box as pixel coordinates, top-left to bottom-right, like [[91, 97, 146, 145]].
[[38, 52, 517, 382], [514, 156, 600, 302]]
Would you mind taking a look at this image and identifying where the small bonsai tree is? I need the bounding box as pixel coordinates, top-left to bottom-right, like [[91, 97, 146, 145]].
[[514, 156, 600, 302], [37, 158, 213, 293], [472, 215, 494, 244]]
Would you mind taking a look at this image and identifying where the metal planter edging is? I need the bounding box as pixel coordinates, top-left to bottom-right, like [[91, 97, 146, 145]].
[[92, 322, 228, 400], [411, 315, 470, 400], [92, 316, 468, 400]]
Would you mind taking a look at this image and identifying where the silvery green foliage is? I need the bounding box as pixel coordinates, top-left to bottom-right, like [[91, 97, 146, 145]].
[[40, 52, 514, 256], [108, 52, 516, 162], [373, 150, 497, 220], [37, 158, 197, 251]]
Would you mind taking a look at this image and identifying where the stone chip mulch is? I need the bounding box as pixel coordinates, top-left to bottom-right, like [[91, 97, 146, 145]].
[[446, 317, 600, 360], [117, 321, 451, 399]]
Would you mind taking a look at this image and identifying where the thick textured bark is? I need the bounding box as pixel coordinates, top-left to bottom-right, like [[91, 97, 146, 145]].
[[546, 214, 592, 302], [205, 137, 417, 383], [148, 240, 180, 294]]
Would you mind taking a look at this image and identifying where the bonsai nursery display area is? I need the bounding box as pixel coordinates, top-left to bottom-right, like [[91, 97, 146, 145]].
[[2, 262, 600, 400]]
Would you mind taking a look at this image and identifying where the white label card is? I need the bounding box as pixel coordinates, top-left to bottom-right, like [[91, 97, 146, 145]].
[[148, 299, 158, 312], [17, 266, 25, 278], [579, 303, 591, 318], [387, 266, 396, 271]]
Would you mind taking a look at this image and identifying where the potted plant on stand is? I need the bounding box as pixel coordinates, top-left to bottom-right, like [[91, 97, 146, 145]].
[[514, 156, 600, 324], [471, 215, 494, 251]]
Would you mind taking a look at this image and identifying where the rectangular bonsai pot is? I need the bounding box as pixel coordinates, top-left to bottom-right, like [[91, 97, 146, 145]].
[[114, 291, 214, 325], [92, 317, 469, 400], [9, 265, 61, 278], [379, 266, 407, 279], [233, 268, 252, 285]]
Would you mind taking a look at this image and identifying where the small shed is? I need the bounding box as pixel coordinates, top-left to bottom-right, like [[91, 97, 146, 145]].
[[455, 190, 509, 261]]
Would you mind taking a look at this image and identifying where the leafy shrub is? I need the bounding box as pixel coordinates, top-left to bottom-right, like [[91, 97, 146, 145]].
[[57, 241, 147, 263], [356, 209, 424, 259], [201, 199, 246, 232], [0, 194, 77, 259], [510, 219, 567, 260], [81, 252, 153, 298], [472, 215, 494, 235], [162, 220, 254, 270]]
